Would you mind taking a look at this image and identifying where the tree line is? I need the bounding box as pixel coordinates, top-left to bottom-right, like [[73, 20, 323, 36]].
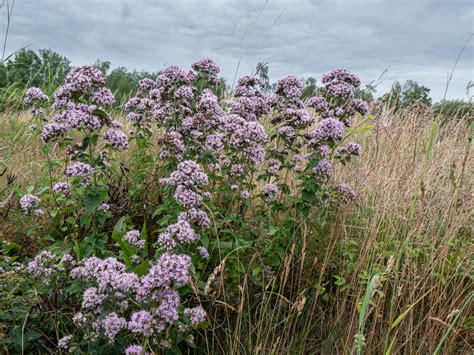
[[1, 48, 472, 120]]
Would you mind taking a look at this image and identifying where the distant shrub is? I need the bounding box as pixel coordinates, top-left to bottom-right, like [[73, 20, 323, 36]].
[[434, 99, 473, 122]]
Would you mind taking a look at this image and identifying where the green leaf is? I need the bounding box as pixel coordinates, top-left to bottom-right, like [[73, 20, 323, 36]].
[[82, 186, 108, 213], [111, 216, 134, 258], [134, 259, 149, 276], [83, 192, 103, 213], [268, 226, 280, 236], [390, 288, 433, 330]]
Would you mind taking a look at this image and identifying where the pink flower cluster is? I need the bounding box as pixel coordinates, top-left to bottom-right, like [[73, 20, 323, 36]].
[[68, 252, 205, 346], [19, 194, 41, 214], [23, 87, 49, 105], [124, 230, 145, 249], [64, 161, 94, 185], [158, 161, 210, 258]]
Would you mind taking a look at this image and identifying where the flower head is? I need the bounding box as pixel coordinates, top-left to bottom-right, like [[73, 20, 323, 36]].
[[65, 162, 94, 185], [103, 128, 129, 150], [24, 87, 48, 105], [19, 194, 40, 213], [262, 183, 279, 201]]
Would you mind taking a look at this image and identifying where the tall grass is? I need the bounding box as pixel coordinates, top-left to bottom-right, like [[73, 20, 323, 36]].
[[197, 105, 473, 353]]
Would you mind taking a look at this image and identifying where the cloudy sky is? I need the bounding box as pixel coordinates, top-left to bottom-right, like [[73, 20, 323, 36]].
[[4, 0, 474, 101]]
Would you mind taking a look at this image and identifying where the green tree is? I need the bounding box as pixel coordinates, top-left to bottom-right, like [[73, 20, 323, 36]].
[[380, 81, 402, 109], [401, 80, 432, 106], [94, 59, 111, 75], [302, 77, 317, 99], [0, 48, 70, 88], [107, 67, 157, 106], [434, 99, 473, 122], [380, 80, 431, 109], [256, 62, 271, 93], [354, 83, 376, 102]]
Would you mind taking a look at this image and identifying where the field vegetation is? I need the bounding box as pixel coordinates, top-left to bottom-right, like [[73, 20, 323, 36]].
[[0, 51, 472, 354]]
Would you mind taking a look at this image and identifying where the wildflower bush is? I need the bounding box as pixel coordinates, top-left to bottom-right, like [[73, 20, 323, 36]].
[[1, 57, 405, 354]]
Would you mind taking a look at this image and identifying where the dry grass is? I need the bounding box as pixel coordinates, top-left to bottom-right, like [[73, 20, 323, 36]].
[[202, 106, 473, 354]]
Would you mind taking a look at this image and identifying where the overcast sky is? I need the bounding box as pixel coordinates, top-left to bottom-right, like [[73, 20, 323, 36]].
[[4, 0, 474, 101]]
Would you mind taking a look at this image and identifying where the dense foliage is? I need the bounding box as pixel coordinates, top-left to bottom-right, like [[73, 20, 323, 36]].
[[1, 54, 472, 354], [0, 57, 373, 353]]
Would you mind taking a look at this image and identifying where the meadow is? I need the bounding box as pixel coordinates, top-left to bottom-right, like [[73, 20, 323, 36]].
[[0, 60, 472, 354]]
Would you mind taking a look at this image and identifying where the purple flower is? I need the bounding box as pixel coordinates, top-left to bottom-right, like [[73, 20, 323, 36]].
[[307, 96, 330, 115], [312, 159, 333, 178], [262, 183, 279, 201], [322, 68, 361, 87], [174, 185, 203, 208], [230, 96, 269, 121], [24, 87, 48, 105], [197, 246, 209, 259], [154, 288, 180, 324], [307, 118, 345, 146], [230, 164, 244, 177], [52, 66, 106, 109], [73, 312, 87, 327], [103, 128, 129, 150], [198, 89, 223, 117], [234, 76, 265, 97], [82, 287, 104, 311], [33, 208, 45, 217], [41, 123, 69, 143], [156, 65, 195, 88], [205, 133, 224, 153], [267, 159, 281, 175], [175, 85, 194, 101], [98, 203, 111, 212], [65, 162, 94, 185], [337, 183, 356, 201], [192, 57, 220, 76], [326, 81, 353, 98], [31, 107, 44, 117], [58, 335, 73, 349], [157, 131, 186, 155], [157, 232, 177, 250], [128, 310, 154, 336], [275, 76, 303, 99], [277, 125, 295, 140], [142, 253, 191, 291], [160, 160, 208, 188], [124, 230, 145, 249], [351, 99, 369, 116], [92, 87, 116, 106], [178, 208, 211, 228], [338, 142, 362, 159], [319, 145, 331, 158], [71, 257, 139, 293], [184, 306, 207, 325], [139, 78, 156, 91], [52, 182, 71, 197], [61, 104, 102, 130], [282, 108, 313, 128], [125, 345, 146, 355], [101, 312, 127, 342], [241, 190, 250, 199], [19, 194, 40, 213], [27, 251, 56, 278], [168, 220, 197, 244], [126, 112, 144, 123]]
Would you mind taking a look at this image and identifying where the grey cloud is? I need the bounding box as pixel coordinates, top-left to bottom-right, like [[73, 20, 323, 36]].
[[4, 0, 473, 100]]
